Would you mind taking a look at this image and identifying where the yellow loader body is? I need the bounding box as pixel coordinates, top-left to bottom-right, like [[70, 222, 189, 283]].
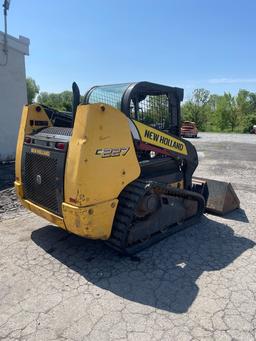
[[15, 81, 239, 255], [15, 103, 140, 239]]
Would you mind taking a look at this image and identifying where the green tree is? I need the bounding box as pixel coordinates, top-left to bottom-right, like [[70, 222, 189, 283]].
[[193, 88, 210, 106], [236, 89, 251, 114], [26, 77, 40, 104], [215, 93, 238, 131], [236, 89, 256, 132], [181, 88, 210, 130], [37, 91, 73, 111], [206, 94, 221, 131], [60, 91, 73, 111]]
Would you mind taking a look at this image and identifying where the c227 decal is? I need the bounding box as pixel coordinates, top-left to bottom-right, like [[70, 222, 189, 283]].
[[96, 147, 130, 158]]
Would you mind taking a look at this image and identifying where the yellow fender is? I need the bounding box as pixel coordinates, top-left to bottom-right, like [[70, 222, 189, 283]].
[[63, 103, 140, 239]]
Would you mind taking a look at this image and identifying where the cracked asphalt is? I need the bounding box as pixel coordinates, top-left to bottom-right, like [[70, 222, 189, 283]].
[[0, 132, 256, 341]]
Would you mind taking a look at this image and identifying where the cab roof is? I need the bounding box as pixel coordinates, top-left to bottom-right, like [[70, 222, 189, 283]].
[[84, 81, 184, 117]]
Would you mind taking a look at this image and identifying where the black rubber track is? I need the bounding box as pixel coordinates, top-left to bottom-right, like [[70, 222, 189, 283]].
[[106, 180, 205, 255]]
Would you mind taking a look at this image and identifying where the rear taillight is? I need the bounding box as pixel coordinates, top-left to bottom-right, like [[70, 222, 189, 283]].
[[55, 142, 65, 150], [24, 136, 31, 144]]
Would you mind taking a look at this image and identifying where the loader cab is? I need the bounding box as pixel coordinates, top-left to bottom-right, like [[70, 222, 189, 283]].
[[84, 81, 184, 136]]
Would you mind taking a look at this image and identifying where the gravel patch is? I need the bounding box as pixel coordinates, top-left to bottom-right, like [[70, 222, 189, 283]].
[[0, 161, 15, 190], [0, 187, 27, 221]]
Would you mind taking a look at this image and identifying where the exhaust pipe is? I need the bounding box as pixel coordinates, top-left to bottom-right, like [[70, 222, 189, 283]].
[[72, 82, 81, 127]]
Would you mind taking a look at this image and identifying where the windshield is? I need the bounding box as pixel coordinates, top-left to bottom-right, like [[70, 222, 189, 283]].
[[87, 83, 130, 110]]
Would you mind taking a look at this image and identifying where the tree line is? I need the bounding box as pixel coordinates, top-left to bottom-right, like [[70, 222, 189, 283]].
[[182, 88, 256, 133], [26, 78, 256, 133], [26, 78, 75, 112]]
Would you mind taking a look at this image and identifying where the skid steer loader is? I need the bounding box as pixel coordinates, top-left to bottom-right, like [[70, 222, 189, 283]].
[[15, 81, 240, 254]]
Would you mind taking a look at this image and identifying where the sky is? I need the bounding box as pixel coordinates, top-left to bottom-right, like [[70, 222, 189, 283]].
[[2, 0, 256, 99]]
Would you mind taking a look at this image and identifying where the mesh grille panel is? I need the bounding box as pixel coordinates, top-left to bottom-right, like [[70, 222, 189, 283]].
[[38, 127, 73, 136], [23, 153, 59, 214], [130, 95, 169, 130]]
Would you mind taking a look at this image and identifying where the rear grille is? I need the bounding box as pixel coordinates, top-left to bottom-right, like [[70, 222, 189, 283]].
[[23, 152, 60, 214], [38, 127, 73, 136]]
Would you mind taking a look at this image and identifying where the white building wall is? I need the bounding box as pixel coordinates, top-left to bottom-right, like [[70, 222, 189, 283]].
[[0, 33, 29, 161]]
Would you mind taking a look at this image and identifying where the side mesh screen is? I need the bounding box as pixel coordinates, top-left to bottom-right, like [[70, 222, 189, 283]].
[[130, 94, 169, 130]]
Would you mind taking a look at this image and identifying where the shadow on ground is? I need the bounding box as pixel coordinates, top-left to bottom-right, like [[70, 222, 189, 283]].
[[221, 208, 250, 223], [31, 216, 255, 314]]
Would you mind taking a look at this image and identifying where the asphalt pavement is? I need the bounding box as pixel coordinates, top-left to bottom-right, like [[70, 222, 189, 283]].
[[0, 132, 256, 340]]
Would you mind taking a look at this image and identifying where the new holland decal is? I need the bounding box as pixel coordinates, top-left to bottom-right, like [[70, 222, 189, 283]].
[[31, 148, 50, 157], [131, 120, 188, 155]]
